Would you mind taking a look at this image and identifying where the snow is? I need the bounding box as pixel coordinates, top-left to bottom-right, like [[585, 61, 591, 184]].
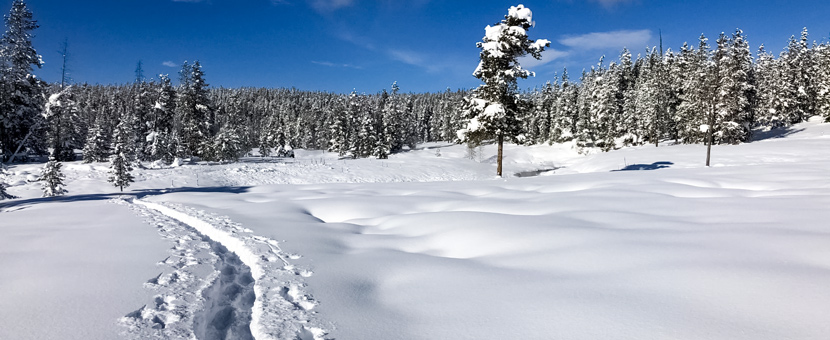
[[2, 118, 830, 339], [508, 4, 533, 23], [532, 38, 551, 51]]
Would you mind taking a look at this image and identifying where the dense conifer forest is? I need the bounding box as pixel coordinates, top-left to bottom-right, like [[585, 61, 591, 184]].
[[2, 0, 829, 166]]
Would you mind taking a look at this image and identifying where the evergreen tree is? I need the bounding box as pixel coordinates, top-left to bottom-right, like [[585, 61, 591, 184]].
[[676, 35, 714, 145], [44, 86, 83, 161], [458, 4, 549, 176], [0, 167, 15, 199], [0, 181, 14, 200], [0, 0, 45, 161], [715, 29, 754, 144], [211, 125, 243, 162], [814, 44, 830, 122], [175, 61, 213, 158], [634, 50, 662, 146], [146, 74, 177, 162], [82, 116, 109, 163], [555, 69, 578, 142], [40, 155, 66, 197], [108, 118, 135, 191]]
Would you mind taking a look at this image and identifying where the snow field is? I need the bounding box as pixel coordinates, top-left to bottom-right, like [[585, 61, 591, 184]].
[[1, 118, 830, 339]]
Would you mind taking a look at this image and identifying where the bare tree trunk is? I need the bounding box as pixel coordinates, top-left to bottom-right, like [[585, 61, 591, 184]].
[[706, 106, 715, 167], [497, 133, 504, 177], [705, 128, 714, 166]]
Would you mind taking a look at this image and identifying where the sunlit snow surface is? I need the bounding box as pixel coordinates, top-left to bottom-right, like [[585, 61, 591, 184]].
[[2, 118, 830, 339]]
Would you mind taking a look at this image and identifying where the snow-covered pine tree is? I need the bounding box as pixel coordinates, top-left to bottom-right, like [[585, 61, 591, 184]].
[[130, 78, 153, 161], [617, 49, 640, 146], [782, 28, 817, 124], [175, 61, 213, 158], [44, 86, 83, 161], [754, 45, 786, 127], [458, 4, 549, 176], [354, 110, 376, 159], [211, 125, 243, 162], [593, 61, 621, 151], [328, 92, 354, 156], [0, 181, 14, 200], [676, 35, 714, 145], [108, 118, 135, 192], [0, 167, 15, 199], [814, 44, 830, 122], [530, 81, 554, 144], [209, 96, 245, 162], [0, 0, 45, 161], [634, 49, 662, 146], [575, 68, 598, 148], [146, 74, 177, 163], [555, 69, 578, 142], [82, 116, 109, 163], [715, 29, 754, 144], [40, 155, 66, 197]]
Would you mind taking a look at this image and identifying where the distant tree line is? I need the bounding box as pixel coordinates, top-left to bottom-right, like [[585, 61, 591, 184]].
[[2, 0, 830, 169], [515, 28, 830, 154]]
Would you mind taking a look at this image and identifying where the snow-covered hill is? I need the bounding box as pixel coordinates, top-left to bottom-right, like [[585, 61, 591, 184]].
[[2, 117, 829, 340]]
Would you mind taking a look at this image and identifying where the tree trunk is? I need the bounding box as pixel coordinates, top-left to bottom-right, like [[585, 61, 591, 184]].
[[706, 107, 715, 167], [497, 133, 504, 177]]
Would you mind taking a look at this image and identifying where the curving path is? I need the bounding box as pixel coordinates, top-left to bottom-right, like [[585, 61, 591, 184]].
[[120, 198, 326, 340]]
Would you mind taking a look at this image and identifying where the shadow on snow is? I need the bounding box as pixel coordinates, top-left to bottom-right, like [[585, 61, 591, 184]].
[[751, 126, 805, 141], [612, 161, 674, 172], [0, 186, 251, 211]]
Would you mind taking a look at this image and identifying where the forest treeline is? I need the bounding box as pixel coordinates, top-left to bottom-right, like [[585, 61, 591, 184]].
[[2, 0, 830, 165]]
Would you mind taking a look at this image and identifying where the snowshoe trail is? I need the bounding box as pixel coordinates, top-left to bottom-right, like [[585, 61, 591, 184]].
[[119, 198, 328, 340]]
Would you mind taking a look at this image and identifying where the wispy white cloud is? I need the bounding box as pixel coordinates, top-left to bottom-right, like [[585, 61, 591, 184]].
[[519, 48, 570, 70], [588, 0, 635, 9], [311, 60, 362, 69], [162, 61, 178, 68], [337, 31, 376, 51], [386, 49, 448, 74], [308, 0, 354, 12], [387, 49, 424, 67], [559, 29, 652, 51]]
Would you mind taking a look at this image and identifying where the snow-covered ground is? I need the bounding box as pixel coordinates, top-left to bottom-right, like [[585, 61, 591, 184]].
[[2, 117, 830, 339]]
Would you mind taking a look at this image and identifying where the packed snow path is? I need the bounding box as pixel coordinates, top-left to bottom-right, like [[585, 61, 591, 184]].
[[121, 199, 326, 340]]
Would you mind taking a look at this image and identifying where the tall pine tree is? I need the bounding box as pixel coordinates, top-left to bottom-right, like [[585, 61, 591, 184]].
[[458, 4, 549, 176]]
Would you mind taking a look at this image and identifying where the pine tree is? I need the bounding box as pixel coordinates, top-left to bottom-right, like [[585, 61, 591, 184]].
[[814, 44, 830, 122], [146, 74, 177, 163], [40, 155, 66, 197], [0, 167, 15, 199], [44, 86, 83, 161], [0, 0, 45, 161], [676, 35, 714, 145], [175, 61, 213, 158], [635, 50, 662, 146], [108, 141, 134, 192], [0, 181, 14, 200], [108, 118, 135, 191], [82, 117, 109, 163], [107, 113, 135, 191], [555, 69, 578, 142], [211, 126, 243, 162], [458, 4, 549, 176]]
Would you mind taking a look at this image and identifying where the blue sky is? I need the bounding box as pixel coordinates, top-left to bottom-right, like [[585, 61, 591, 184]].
[[13, 0, 830, 93]]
